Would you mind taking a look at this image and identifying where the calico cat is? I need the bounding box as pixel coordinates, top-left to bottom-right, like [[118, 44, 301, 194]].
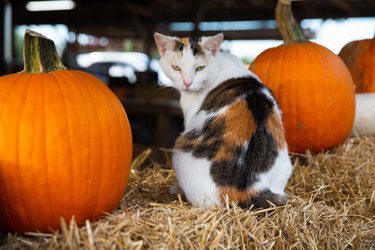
[[154, 32, 293, 209]]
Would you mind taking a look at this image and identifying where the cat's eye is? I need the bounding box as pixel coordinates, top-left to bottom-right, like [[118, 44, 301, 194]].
[[172, 65, 181, 71], [196, 66, 206, 72]]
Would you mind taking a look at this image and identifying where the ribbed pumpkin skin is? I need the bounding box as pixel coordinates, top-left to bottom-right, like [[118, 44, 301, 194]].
[[339, 38, 375, 93], [0, 70, 132, 233], [250, 42, 355, 153]]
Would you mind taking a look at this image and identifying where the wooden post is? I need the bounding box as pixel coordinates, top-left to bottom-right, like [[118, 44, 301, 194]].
[[0, 1, 5, 75], [0, 0, 12, 75]]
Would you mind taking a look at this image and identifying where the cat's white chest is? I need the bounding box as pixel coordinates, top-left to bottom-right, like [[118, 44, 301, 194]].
[[180, 91, 209, 130]]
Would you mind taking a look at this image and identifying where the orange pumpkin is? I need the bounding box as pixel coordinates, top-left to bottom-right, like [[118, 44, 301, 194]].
[[249, 0, 355, 153], [0, 30, 133, 233], [339, 38, 375, 93]]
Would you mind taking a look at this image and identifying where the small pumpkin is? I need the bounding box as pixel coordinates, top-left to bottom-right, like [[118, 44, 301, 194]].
[[0, 30, 133, 233], [249, 0, 355, 153], [339, 38, 375, 93]]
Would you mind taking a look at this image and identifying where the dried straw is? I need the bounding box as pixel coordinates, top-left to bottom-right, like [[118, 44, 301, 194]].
[[1, 137, 374, 249]]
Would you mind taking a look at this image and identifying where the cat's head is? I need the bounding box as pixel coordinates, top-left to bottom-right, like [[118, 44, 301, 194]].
[[154, 32, 223, 93]]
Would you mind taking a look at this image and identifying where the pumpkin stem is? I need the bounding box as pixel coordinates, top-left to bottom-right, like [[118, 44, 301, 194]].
[[23, 29, 67, 73], [275, 0, 307, 44]]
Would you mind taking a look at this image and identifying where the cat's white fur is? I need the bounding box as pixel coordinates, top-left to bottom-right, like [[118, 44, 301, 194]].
[[255, 148, 293, 195], [179, 52, 260, 128], [155, 33, 292, 207], [173, 152, 221, 207]]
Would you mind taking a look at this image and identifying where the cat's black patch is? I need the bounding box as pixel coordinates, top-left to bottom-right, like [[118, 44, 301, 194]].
[[238, 189, 287, 209], [201, 117, 224, 140], [189, 37, 204, 56], [210, 124, 278, 191], [192, 118, 225, 159], [175, 117, 225, 159], [175, 129, 201, 151], [210, 146, 247, 189], [201, 77, 267, 112], [193, 139, 223, 159], [245, 89, 274, 125], [174, 41, 185, 52]]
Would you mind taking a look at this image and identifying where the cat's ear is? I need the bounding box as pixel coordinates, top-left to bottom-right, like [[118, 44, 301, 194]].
[[202, 33, 224, 56], [154, 32, 175, 56]]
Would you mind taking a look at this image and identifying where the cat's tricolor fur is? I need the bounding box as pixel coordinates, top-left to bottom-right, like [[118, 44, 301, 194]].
[[154, 32, 293, 208]]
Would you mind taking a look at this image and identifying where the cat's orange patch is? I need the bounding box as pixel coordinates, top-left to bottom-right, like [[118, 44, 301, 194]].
[[267, 110, 287, 149], [175, 135, 200, 150], [206, 137, 218, 146], [179, 37, 190, 45], [219, 186, 257, 205], [222, 100, 255, 145], [214, 146, 233, 161], [211, 100, 255, 162]]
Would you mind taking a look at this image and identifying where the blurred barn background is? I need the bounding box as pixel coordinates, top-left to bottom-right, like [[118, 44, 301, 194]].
[[0, 0, 374, 161]]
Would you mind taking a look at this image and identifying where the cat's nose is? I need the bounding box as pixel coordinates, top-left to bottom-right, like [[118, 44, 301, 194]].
[[183, 81, 192, 89]]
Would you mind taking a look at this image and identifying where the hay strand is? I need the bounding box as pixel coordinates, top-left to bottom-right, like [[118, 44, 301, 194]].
[[1, 137, 374, 249]]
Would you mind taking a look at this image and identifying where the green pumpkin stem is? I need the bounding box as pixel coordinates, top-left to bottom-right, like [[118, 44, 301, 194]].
[[23, 29, 67, 73], [275, 0, 307, 44]]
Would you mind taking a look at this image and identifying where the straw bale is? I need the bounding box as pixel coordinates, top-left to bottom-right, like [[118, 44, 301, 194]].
[[1, 137, 374, 249]]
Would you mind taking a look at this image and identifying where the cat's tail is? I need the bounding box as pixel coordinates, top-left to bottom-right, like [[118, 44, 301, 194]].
[[238, 189, 288, 209]]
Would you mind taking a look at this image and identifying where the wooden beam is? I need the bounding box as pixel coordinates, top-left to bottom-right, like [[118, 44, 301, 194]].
[[159, 28, 315, 40], [327, 0, 357, 15], [11, 0, 375, 42], [13, 1, 375, 28], [120, 2, 157, 19], [193, 0, 211, 34]]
